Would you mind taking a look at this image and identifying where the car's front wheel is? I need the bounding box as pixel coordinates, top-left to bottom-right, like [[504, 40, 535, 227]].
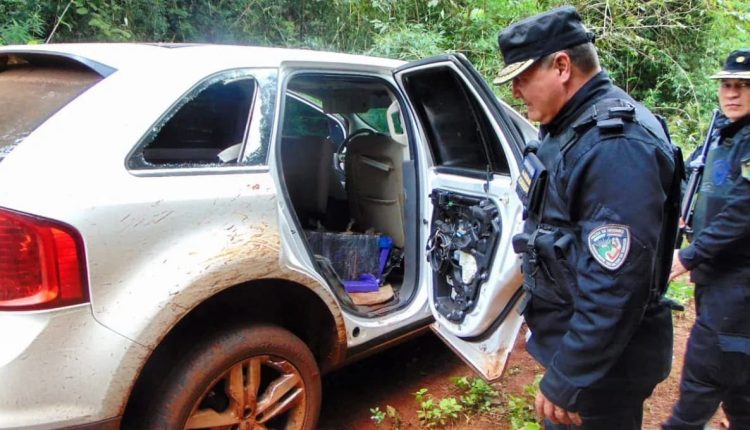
[[139, 324, 321, 430]]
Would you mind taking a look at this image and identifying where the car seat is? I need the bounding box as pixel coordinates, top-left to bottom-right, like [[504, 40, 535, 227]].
[[281, 136, 333, 222], [344, 133, 405, 247]]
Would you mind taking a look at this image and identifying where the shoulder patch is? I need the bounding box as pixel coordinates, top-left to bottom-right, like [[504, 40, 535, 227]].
[[742, 157, 750, 182], [713, 159, 731, 185], [588, 224, 631, 271]]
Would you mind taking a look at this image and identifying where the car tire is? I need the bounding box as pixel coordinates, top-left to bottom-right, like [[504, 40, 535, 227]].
[[138, 324, 321, 430]]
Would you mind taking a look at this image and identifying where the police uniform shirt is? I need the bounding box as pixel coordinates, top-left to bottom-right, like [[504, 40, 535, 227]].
[[522, 71, 676, 411]]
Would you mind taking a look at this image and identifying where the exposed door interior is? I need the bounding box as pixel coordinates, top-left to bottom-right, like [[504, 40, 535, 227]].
[[395, 56, 529, 381], [400, 63, 518, 328]]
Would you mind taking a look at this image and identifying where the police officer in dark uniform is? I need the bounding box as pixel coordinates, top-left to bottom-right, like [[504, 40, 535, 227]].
[[664, 49, 750, 430], [495, 6, 681, 429]]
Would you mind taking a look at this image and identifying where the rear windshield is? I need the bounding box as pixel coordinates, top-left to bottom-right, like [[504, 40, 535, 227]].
[[0, 54, 103, 161]]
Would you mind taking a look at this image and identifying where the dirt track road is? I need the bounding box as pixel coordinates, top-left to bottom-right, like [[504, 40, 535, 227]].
[[318, 301, 726, 429]]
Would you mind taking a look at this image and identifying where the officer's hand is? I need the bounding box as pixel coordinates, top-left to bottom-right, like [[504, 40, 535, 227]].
[[669, 249, 688, 281], [535, 391, 582, 426]]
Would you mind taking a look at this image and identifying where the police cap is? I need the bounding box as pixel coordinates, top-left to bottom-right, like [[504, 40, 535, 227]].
[[711, 48, 750, 80], [495, 6, 595, 84]]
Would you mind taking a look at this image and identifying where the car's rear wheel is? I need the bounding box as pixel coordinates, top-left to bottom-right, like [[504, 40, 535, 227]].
[[140, 324, 321, 430]]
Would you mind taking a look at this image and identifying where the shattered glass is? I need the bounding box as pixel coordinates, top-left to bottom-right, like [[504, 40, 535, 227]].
[[128, 68, 277, 170]]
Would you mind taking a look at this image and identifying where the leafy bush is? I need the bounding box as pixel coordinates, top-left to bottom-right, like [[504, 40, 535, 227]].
[[570, 0, 749, 151], [0, 0, 45, 44]]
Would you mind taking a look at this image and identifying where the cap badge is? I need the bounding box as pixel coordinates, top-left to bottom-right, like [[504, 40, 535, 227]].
[[737, 56, 746, 63]]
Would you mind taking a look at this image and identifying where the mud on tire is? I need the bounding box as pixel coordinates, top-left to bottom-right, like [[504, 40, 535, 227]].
[[134, 324, 321, 430]]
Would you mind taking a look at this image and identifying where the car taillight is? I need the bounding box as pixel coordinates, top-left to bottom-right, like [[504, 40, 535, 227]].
[[0, 207, 88, 310]]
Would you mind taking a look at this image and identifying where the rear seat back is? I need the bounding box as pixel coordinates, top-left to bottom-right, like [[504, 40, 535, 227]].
[[281, 136, 333, 218], [345, 133, 405, 247]]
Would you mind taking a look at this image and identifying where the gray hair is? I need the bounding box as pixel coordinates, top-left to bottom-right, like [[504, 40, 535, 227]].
[[539, 42, 600, 74]]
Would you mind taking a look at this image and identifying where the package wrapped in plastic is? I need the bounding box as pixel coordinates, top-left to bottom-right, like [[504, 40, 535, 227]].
[[305, 231, 381, 282]]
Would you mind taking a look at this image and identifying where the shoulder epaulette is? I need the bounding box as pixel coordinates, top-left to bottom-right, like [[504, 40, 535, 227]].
[[562, 97, 673, 179], [562, 99, 638, 166], [572, 98, 636, 137]]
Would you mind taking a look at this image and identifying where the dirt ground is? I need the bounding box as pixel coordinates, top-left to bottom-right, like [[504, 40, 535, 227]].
[[318, 295, 727, 429]]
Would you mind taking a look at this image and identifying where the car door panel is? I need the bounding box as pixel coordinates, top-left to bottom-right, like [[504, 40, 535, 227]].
[[395, 54, 529, 381]]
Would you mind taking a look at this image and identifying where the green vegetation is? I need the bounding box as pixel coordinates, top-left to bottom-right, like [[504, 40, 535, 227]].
[[370, 406, 386, 424], [414, 387, 463, 428], [370, 404, 402, 429], [370, 375, 539, 428], [2, 1, 749, 151], [505, 374, 543, 430], [452, 375, 500, 414], [667, 275, 695, 308]]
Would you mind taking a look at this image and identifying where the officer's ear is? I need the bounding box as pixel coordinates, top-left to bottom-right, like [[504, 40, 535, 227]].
[[551, 51, 572, 83]]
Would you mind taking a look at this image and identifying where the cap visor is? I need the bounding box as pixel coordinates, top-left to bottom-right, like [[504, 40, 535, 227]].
[[493, 58, 536, 84], [710, 71, 750, 80]]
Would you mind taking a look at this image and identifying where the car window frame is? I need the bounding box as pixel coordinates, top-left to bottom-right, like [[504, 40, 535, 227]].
[[276, 67, 425, 313], [399, 64, 513, 177], [126, 68, 277, 176]]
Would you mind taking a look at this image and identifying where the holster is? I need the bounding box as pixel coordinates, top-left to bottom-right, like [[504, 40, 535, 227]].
[[514, 227, 577, 305], [534, 229, 577, 294]]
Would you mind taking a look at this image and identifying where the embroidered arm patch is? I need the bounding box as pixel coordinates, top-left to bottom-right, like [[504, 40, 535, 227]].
[[742, 157, 750, 182], [588, 224, 631, 270]]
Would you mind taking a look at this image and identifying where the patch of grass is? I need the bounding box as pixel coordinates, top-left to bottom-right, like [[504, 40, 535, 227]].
[[376, 375, 542, 428]]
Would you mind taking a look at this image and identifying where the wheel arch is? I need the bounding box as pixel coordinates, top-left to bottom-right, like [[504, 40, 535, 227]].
[[121, 278, 345, 426]]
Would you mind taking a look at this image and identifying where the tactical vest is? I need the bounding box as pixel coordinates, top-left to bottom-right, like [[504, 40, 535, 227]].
[[692, 125, 750, 234], [689, 122, 750, 284], [514, 98, 682, 307]]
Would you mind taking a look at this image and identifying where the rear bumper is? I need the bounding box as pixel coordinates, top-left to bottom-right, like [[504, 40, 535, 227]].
[[0, 306, 148, 429]]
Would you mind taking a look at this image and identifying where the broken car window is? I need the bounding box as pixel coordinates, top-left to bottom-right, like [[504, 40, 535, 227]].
[[129, 69, 276, 169]]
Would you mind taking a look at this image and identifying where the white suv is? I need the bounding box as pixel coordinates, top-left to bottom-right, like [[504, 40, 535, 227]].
[[0, 43, 536, 430]]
